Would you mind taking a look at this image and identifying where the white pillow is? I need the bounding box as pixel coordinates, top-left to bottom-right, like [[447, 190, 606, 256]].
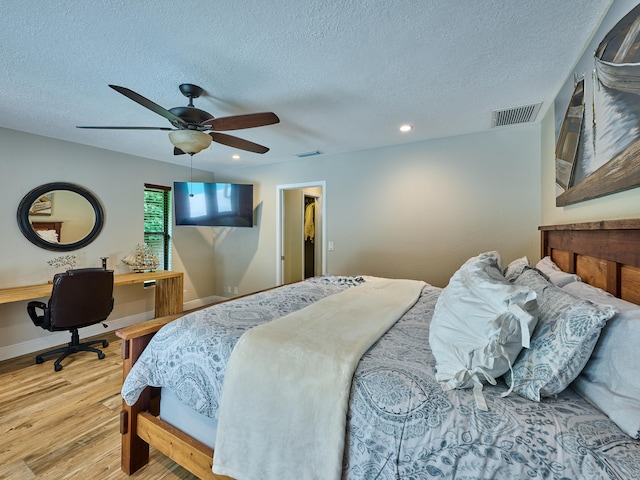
[[36, 229, 59, 243], [563, 282, 640, 438], [535, 256, 580, 287], [429, 251, 538, 409], [504, 256, 529, 282]]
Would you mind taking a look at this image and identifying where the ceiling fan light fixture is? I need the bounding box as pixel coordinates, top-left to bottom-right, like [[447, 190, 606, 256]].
[[168, 130, 212, 154]]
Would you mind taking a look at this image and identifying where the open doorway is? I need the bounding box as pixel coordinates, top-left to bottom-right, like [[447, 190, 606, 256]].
[[276, 182, 326, 285], [303, 194, 318, 279]]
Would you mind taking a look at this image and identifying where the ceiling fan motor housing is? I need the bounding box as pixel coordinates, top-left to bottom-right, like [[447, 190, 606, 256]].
[[169, 106, 214, 127], [172, 84, 213, 126]]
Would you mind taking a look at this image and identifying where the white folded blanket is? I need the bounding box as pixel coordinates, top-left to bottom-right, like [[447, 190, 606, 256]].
[[212, 277, 425, 480]]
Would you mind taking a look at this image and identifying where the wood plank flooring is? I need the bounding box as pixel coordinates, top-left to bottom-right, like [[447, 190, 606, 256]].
[[0, 333, 198, 480]]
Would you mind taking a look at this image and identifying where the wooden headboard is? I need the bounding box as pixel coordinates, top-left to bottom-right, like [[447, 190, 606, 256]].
[[540, 219, 640, 304]]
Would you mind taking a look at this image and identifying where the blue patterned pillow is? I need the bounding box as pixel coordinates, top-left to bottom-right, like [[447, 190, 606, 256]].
[[506, 268, 616, 401]]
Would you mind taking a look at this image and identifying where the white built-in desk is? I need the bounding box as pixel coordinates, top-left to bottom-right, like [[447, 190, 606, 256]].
[[0, 270, 184, 317]]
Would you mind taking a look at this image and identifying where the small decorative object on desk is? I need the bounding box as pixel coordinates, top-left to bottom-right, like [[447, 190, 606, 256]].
[[122, 243, 159, 273]]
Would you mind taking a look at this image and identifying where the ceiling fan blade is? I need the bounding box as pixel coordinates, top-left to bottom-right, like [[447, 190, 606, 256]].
[[76, 125, 174, 130], [202, 112, 279, 131], [109, 85, 188, 126], [210, 132, 269, 154]]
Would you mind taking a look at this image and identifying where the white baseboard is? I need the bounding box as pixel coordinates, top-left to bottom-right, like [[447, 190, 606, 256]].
[[184, 295, 226, 310], [0, 312, 150, 362], [0, 295, 226, 362]]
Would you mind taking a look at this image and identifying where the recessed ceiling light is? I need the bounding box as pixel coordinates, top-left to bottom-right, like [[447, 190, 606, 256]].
[[400, 124, 413, 132], [232, 154, 240, 160]]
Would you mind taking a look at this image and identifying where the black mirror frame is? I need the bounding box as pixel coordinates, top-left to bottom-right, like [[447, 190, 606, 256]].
[[17, 182, 105, 252]]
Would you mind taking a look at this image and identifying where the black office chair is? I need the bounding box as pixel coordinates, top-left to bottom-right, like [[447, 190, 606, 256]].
[[27, 268, 114, 371]]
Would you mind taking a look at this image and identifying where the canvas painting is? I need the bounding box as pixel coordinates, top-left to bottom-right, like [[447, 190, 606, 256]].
[[555, 1, 640, 206], [28, 192, 53, 216]]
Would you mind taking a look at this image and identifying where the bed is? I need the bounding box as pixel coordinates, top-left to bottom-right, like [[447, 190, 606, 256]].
[[31, 221, 62, 243], [116, 219, 640, 479]]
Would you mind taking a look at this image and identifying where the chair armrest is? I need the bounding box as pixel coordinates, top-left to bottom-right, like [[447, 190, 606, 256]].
[[27, 301, 47, 326], [27, 301, 46, 315]]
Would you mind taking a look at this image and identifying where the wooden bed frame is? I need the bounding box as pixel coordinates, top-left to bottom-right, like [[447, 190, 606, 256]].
[[31, 221, 62, 239], [116, 218, 640, 479]]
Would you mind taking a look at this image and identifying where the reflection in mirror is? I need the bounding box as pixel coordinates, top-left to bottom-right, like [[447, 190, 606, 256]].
[[30, 190, 96, 244], [17, 183, 105, 252]]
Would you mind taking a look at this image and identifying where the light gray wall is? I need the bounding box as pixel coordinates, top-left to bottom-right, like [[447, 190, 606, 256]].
[[1, 118, 549, 360], [213, 122, 542, 294], [0, 127, 217, 359]]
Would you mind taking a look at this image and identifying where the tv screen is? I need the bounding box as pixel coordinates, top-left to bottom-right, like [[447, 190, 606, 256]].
[[173, 182, 254, 227]]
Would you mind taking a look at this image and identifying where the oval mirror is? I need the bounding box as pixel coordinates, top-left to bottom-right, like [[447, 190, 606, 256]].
[[17, 182, 105, 251]]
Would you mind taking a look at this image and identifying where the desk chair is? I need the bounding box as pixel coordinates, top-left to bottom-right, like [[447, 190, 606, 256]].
[[27, 268, 114, 371]]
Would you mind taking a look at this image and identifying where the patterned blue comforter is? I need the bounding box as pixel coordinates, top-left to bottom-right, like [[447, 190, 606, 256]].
[[122, 276, 640, 479]]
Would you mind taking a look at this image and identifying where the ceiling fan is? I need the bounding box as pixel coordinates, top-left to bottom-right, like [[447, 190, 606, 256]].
[[77, 84, 279, 155]]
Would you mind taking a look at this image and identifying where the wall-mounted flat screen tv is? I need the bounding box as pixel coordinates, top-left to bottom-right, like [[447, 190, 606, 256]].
[[173, 182, 254, 227]]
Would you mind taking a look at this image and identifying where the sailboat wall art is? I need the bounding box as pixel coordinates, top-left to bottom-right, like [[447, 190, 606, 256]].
[[554, 0, 640, 206]]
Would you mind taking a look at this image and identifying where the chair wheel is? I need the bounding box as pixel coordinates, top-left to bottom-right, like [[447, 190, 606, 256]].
[[98, 352, 106, 360], [102, 341, 109, 348], [35, 357, 44, 364], [54, 364, 63, 372]]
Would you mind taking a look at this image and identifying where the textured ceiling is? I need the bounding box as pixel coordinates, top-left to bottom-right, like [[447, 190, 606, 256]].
[[0, 1, 611, 172]]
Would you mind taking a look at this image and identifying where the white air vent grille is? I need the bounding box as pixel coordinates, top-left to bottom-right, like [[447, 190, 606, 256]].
[[491, 103, 542, 127], [295, 150, 322, 158]]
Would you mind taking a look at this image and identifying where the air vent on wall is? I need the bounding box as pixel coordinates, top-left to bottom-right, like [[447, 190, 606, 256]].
[[491, 102, 542, 127]]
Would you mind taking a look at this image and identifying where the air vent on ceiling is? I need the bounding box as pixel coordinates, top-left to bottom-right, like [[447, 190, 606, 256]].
[[491, 102, 542, 127], [295, 150, 322, 158]]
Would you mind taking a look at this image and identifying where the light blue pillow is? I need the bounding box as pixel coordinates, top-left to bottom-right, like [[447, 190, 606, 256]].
[[564, 281, 640, 438], [506, 268, 616, 401], [535, 256, 581, 287]]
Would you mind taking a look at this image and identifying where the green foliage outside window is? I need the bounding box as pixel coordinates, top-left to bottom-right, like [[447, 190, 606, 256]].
[[144, 185, 171, 270]]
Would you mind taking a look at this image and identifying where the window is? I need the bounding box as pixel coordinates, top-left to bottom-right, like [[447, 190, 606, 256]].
[[144, 184, 171, 270]]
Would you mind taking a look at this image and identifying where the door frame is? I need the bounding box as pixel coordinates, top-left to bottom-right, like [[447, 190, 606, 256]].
[[276, 181, 327, 285]]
